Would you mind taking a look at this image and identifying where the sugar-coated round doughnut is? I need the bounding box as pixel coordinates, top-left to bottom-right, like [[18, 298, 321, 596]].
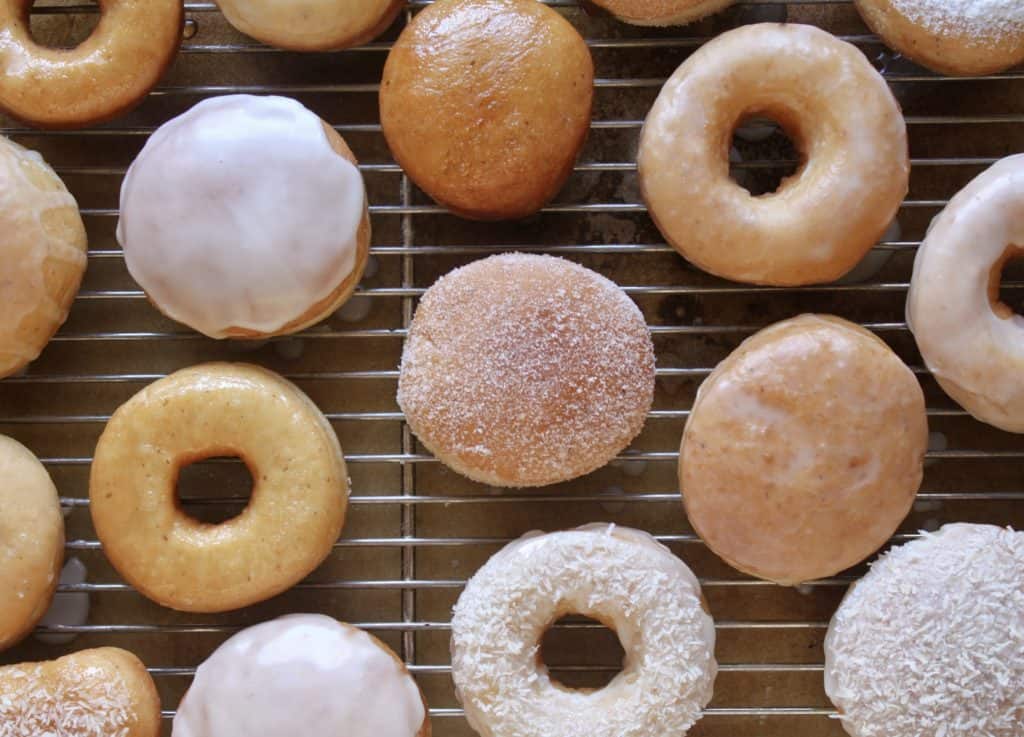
[[0, 136, 87, 379], [0, 0, 183, 129], [855, 0, 1024, 77], [0, 647, 161, 737], [216, 0, 404, 51], [118, 95, 370, 340], [638, 23, 909, 286], [173, 614, 429, 737], [825, 524, 1024, 737], [681, 315, 927, 585], [89, 363, 348, 613], [452, 524, 717, 737], [380, 0, 593, 220], [907, 155, 1024, 432], [586, 0, 734, 26], [397, 254, 655, 487], [0, 435, 63, 651]]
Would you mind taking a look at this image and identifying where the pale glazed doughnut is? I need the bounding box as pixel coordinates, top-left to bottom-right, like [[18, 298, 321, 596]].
[[0, 647, 161, 737], [397, 254, 655, 487], [89, 363, 348, 613], [586, 0, 734, 27], [0, 435, 63, 651], [638, 23, 909, 286], [173, 614, 430, 737], [380, 0, 593, 221], [0, 0, 182, 129], [0, 135, 87, 379], [451, 524, 717, 737], [907, 155, 1024, 432], [681, 315, 927, 585], [825, 524, 1024, 737], [855, 0, 1024, 77], [217, 0, 405, 51], [117, 95, 370, 340]]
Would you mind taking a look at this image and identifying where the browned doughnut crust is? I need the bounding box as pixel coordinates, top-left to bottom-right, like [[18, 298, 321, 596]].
[[584, 0, 736, 26], [380, 0, 593, 221], [0, 0, 183, 129]]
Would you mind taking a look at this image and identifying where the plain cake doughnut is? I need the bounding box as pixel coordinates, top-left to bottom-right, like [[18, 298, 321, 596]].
[[638, 23, 909, 286], [216, 0, 405, 51], [173, 614, 430, 737], [117, 95, 370, 340], [680, 315, 927, 585], [586, 0, 735, 26], [0, 434, 63, 651], [907, 155, 1024, 432], [89, 363, 348, 613], [825, 524, 1024, 737], [451, 525, 717, 737], [0, 647, 161, 737], [0, 135, 87, 379], [855, 0, 1024, 76], [0, 0, 182, 129], [397, 254, 655, 487]]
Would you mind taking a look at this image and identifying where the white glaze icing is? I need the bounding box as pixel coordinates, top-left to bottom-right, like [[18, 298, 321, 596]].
[[451, 524, 717, 737], [117, 95, 365, 339], [906, 154, 1024, 432], [172, 614, 425, 737]]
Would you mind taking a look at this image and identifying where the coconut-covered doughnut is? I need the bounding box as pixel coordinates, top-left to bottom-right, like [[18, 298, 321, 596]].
[[586, 0, 735, 26], [825, 523, 1024, 737], [397, 254, 655, 487], [117, 95, 370, 339], [0, 135, 87, 379], [0, 647, 161, 737], [855, 0, 1024, 76], [89, 363, 348, 613], [638, 23, 909, 286], [680, 315, 927, 585], [0, 0, 182, 128], [173, 614, 429, 737], [907, 155, 1024, 432], [216, 0, 404, 51], [380, 0, 593, 220], [451, 525, 717, 737]]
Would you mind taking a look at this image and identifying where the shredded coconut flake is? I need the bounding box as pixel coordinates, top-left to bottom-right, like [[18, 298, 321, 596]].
[[889, 0, 1024, 42]]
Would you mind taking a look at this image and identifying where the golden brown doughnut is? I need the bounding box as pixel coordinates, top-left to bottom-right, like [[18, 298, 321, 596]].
[[216, 0, 405, 51], [380, 0, 593, 221], [0, 0, 183, 129], [397, 254, 655, 487], [89, 363, 348, 613], [586, 0, 735, 26], [0, 434, 63, 651], [680, 315, 927, 585], [0, 648, 161, 737], [0, 135, 87, 379]]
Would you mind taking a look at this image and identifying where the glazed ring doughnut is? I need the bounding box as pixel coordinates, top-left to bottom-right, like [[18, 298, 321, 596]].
[[638, 23, 909, 286], [0, 0, 183, 129], [89, 362, 348, 613], [216, 0, 405, 51], [452, 525, 717, 737], [586, 0, 735, 27], [907, 155, 1024, 432]]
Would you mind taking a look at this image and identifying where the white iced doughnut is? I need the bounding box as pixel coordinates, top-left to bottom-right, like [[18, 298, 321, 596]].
[[451, 524, 717, 737], [824, 523, 1024, 737], [117, 95, 370, 339], [907, 155, 1024, 432], [173, 614, 429, 737]]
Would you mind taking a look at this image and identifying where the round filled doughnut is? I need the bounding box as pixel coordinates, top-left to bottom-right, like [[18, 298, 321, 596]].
[[907, 155, 1024, 432], [585, 0, 735, 27], [0, 0, 183, 129], [380, 0, 593, 221], [825, 523, 1024, 737], [680, 315, 927, 585], [216, 0, 404, 51], [0, 647, 161, 737], [173, 614, 430, 737], [397, 254, 655, 487], [451, 524, 717, 737], [0, 434, 63, 651], [855, 0, 1024, 77], [89, 362, 348, 613], [638, 23, 909, 286], [0, 135, 87, 379], [117, 94, 370, 340]]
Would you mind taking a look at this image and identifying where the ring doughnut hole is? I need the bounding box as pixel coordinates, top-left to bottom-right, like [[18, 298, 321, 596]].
[[175, 452, 254, 526], [540, 615, 626, 690], [730, 113, 803, 196], [23, 1, 100, 49], [988, 245, 1024, 321]]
